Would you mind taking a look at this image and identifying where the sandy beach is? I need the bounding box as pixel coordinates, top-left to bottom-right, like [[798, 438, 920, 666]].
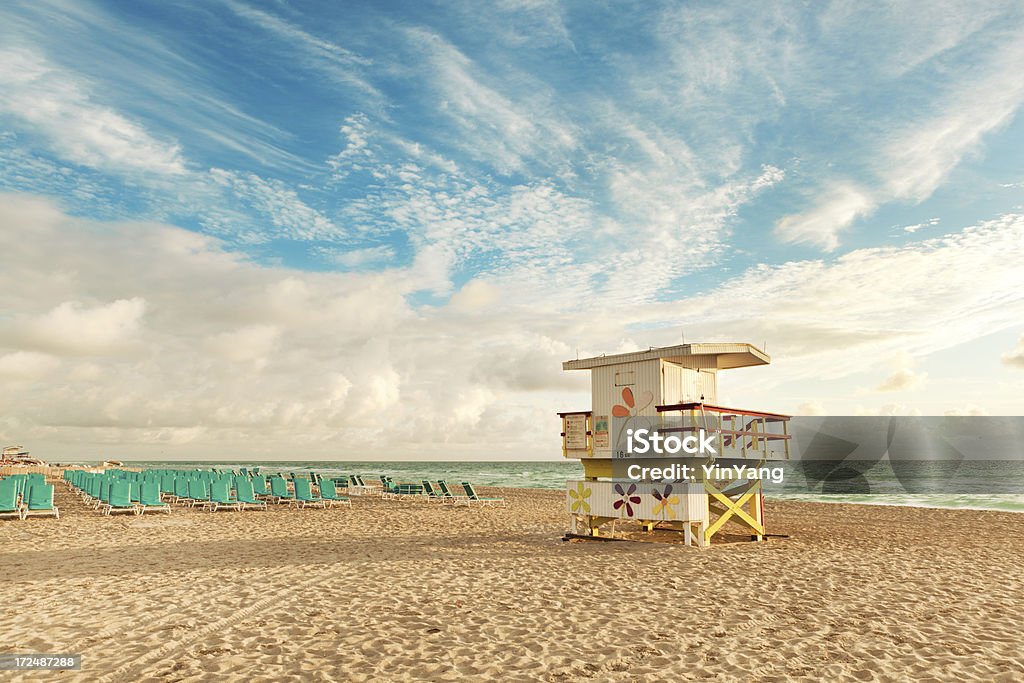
[[1, 480, 1022, 682]]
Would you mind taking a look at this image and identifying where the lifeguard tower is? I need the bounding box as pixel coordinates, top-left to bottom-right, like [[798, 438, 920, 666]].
[[559, 343, 791, 546]]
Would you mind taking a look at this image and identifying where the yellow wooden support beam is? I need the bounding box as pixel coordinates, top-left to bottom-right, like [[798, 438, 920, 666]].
[[588, 515, 615, 537], [703, 480, 764, 544]]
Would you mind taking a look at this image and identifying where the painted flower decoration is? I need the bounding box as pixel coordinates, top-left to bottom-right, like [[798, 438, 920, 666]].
[[651, 484, 679, 520], [568, 482, 591, 513], [613, 482, 641, 517], [612, 387, 655, 450], [611, 387, 653, 417]]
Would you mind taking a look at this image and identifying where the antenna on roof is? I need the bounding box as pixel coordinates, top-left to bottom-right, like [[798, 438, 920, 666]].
[[576, 347, 579, 360], [681, 328, 685, 344]]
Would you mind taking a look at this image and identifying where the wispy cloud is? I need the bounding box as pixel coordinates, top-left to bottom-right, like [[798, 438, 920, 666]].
[[900, 218, 940, 234], [313, 245, 395, 269], [775, 24, 1024, 249], [0, 47, 187, 177], [210, 169, 345, 242], [402, 26, 577, 175], [221, 0, 381, 101]]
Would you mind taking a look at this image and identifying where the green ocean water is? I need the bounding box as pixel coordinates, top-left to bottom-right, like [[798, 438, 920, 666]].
[[98, 459, 1024, 513]]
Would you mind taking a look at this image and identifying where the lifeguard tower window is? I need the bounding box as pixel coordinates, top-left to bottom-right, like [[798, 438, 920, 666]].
[[614, 371, 635, 387]]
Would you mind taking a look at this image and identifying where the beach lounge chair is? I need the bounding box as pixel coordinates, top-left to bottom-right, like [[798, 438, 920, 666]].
[[435, 480, 467, 505], [318, 480, 351, 507], [138, 482, 171, 515], [460, 482, 507, 508], [392, 483, 425, 499], [235, 478, 268, 511], [22, 483, 59, 519], [160, 475, 176, 499], [268, 476, 295, 503], [171, 477, 190, 504], [104, 481, 138, 516], [251, 476, 271, 499], [0, 478, 25, 520], [290, 478, 326, 508], [421, 480, 446, 503], [187, 479, 210, 507], [204, 480, 241, 512], [346, 475, 368, 496], [94, 478, 112, 509], [8, 475, 27, 502]]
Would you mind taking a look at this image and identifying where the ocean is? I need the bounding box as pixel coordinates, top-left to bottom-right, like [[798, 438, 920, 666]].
[[102, 459, 1024, 513]]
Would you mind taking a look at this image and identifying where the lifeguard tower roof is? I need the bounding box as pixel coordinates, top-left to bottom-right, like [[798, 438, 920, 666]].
[[562, 343, 769, 371]]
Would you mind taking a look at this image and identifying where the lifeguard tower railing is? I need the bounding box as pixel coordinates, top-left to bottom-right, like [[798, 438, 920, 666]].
[[656, 402, 791, 461]]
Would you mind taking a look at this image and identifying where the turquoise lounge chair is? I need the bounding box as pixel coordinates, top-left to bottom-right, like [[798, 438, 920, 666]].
[[251, 476, 271, 499], [318, 480, 351, 507], [0, 479, 25, 520], [204, 480, 240, 512], [268, 476, 294, 503], [391, 483, 424, 499], [421, 480, 446, 503], [104, 480, 138, 516], [290, 478, 325, 508], [460, 482, 507, 508], [435, 480, 467, 505], [159, 475, 176, 498], [94, 478, 112, 509], [138, 482, 171, 515], [235, 478, 267, 511], [22, 483, 59, 519], [187, 479, 210, 507], [172, 477, 190, 504]]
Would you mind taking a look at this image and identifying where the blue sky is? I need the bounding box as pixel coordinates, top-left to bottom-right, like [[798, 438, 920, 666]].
[[1, 0, 1023, 459]]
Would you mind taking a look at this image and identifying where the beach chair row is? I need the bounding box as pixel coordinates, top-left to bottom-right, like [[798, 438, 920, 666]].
[[64, 469, 351, 514], [0, 474, 60, 520], [379, 477, 507, 507]]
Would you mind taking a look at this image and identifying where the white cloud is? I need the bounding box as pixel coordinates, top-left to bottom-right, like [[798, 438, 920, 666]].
[[221, 0, 379, 100], [901, 218, 940, 234], [326, 113, 376, 180], [0, 351, 61, 380], [205, 325, 280, 367], [0, 47, 187, 176], [874, 368, 927, 392], [1, 195, 1022, 455], [314, 245, 395, 269], [883, 39, 1024, 203], [403, 27, 577, 174], [795, 400, 826, 416], [210, 169, 345, 241], [10, 298, 147, 356], [1002, 334, 1024, 369], [637, 212, 1024, 385], [775, 33, 1024, 249], [775, 184, 875, 250]]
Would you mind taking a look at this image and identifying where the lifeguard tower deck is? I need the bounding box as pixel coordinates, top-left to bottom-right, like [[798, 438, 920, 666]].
[[559, 343, 790, 546]]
